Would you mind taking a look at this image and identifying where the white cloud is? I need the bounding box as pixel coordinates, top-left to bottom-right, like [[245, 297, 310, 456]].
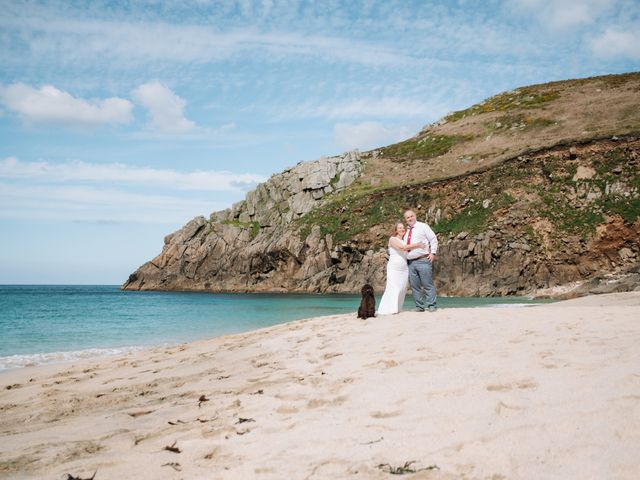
[[131, 82, 196, 134], [0, 83, 133, 127], [0, 156, 266, 224], [0, 157, 265, 192], [0, 181, 221, 224], [0, 12, 409, 68], [283, 97, 450, 121], [334, 121, 413, 151], [507, 0, 616, 30], [592, 28, 640, 59]]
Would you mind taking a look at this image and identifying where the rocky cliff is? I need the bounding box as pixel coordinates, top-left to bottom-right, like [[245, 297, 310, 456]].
[[123, 151, 367, 292], [123, 73, 640, 297]]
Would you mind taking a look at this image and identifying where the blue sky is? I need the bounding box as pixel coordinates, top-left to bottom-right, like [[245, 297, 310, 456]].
[[1, 0, 639, 284]]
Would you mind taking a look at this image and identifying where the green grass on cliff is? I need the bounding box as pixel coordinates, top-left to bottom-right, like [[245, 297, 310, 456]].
[[536, 145, 639, 236], [297, 141, 639, 245], [601, 197, 640, 223], [487, 114, 557, 132], [379, 134, 472, 162], [297, 187, 407, 243], [445, 87, 560, 123], [432, 193, 516, 235]]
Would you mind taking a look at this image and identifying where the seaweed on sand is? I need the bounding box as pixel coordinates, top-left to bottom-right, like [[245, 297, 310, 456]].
[[377, 461, 439, 475], [163, 441, 181, 453], [66, 472, 97, 480]]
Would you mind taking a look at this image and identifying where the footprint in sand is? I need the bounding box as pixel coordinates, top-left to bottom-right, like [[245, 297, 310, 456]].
[[495, 400, 526, 417], [274, 392, 307, 401], [127, 409, 155, 418], [365, 359, 399, 369], [542, 361, 564, 369], [323, 352, 343, 360], [486, 384, 511, 392], [370, 410, 401, 419], [276, 405, 299, 414], [486, 379, 538, 391], [307, 396, 347, 408], [59, 440, 105, 462]]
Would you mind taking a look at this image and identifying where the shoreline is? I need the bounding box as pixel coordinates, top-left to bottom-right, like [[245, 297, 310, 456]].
[[0, 285, 551, 374], [1, 292, 639, 479]]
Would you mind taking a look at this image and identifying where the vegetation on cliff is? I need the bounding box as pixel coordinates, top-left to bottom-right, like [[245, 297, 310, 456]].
[[298, 139, 639, 245]]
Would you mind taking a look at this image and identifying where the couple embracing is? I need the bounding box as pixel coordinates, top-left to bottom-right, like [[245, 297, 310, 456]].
[[377, 210, 438, 315]]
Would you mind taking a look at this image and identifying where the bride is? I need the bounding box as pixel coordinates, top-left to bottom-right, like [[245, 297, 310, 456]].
[[377, 222, 425, 315]]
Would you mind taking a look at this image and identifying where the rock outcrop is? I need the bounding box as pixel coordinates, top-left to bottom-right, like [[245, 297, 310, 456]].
[[123, 151, 364, 292]]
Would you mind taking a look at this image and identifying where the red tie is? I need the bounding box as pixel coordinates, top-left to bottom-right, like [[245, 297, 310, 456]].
[[407, 226, 413, 244]]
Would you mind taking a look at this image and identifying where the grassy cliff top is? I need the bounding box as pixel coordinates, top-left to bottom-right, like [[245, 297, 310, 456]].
[[358, 72, 640, 189]]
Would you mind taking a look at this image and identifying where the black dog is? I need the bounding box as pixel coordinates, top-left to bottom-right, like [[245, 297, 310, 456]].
[[357, 284, 376, 319]]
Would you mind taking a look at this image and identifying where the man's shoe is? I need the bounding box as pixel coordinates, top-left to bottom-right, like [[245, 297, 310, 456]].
[[413, 307, 425, 312], [427, 306, 438, 312]]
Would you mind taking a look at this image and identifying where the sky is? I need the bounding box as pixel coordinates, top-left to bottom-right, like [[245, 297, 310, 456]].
[[1, 0, 639, 284]]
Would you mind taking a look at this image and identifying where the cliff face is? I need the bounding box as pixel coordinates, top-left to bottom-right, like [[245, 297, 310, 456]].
[[123, 151, 370, 292], [123, 73, 640, 297]]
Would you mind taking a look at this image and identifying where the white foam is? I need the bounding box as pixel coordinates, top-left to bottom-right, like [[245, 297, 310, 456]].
[[0, 346, 149, 371]]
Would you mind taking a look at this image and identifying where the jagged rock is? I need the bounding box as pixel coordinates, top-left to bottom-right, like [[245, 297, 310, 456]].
[[508, 242, 532, 252], [573, 166, 596, 181], [123, 152, 362, 293], [569, 147, 577, 159]]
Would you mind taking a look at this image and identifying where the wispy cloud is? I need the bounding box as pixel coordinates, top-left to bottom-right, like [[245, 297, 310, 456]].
[[131, 81, 196, 134], [507, 0, 617, 30], [0, 154, 265, 224], [0, 157, 265, 192], [0, 83, 133, 126], [278, 97, 451, 121], [334, 121, 414, 151], [0, 10, 410, 68], [0, 181, 222, 224], [592, 28, 640, 59]]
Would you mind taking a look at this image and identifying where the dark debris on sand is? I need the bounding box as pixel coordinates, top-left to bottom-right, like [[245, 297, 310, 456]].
[[66, 471, 97, 480]]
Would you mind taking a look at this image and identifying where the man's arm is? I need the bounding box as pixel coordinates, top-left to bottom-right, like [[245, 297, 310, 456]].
[[423, 223, 438, 261]]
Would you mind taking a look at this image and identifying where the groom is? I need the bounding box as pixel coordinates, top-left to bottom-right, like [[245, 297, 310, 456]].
[[403, 210, 438, 312]]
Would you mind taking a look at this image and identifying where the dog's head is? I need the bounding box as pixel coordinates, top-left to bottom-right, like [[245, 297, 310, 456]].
[[361, 284, 374, 297]]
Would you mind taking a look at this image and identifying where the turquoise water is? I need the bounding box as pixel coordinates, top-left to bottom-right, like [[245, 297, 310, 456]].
[[0, 285, 548, 370]]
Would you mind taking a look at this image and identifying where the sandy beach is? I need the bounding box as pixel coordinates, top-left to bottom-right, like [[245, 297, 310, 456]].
[[1, 292, 639, 480]]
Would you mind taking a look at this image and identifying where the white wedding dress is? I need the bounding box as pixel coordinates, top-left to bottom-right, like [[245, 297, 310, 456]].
[[377, 239, 409, 315]]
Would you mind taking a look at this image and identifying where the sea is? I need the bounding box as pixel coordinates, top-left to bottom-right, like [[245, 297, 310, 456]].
[[0, 285, 550, 371]]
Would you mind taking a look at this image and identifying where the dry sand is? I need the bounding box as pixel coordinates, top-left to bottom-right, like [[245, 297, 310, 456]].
[[1, 292, 639, 480]]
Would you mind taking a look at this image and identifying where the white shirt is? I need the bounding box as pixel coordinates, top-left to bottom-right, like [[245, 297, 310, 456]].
[[404, 221, 438, 260]]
